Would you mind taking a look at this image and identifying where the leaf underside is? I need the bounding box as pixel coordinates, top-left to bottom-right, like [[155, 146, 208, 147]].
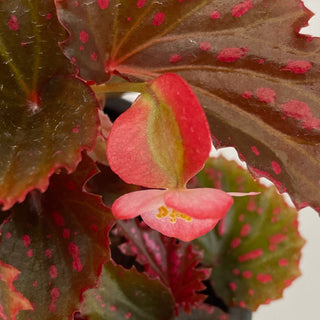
[[0, 0, 99, 209], [57, 0, 320, 213], [192, 156, 305, 311], [0, 155, 114, 320]]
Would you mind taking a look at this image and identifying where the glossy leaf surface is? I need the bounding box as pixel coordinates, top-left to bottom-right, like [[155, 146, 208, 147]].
[[0, 261, 33, 320], [117, 220, 210, 314], [0, 0, 99, 209], [0, 155, 114, 319], [193, 156, 305, 310], [57, 0, 320, 213], [80, 261, 175, 320]]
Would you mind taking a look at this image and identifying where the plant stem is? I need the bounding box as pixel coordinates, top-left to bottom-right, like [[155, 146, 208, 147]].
[[230, 307, 252, 320], [91, 82, 147, 94]]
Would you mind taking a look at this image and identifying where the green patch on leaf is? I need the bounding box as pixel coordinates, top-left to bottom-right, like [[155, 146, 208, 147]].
[[193, 156, 305, 310], [0, 155, 114, 319], [80, 261, 175, 320], [0, 0, 99, 209]]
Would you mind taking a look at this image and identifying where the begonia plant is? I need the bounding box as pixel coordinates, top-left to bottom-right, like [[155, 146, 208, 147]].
[[0, 0, 315, 319]]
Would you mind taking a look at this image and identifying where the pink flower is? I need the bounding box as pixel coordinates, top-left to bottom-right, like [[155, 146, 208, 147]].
[[107, 73, 253, 241], [112, 188, 233, 241]]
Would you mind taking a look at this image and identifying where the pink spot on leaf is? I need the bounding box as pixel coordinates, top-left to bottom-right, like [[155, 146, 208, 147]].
[[110, 305, 117, 311], [251, 146, 260, 156], [46, 13, 52, 20], [248, 289, 254, 295], [232, 268, 240, 275], [49, 265, 58, 279], [69, 242, 83, 272], [281, 60, 312, 74], [97, 0, 109, 9], [46, 249, 52, 258], [48, 288, 60, 312], [52, 211, 65, 226], [72, 127, 79, 133], [33, 280, 38, 287], [80, 30, 89, 44], [272, 161, 281, 175], [6, 232, 11, 239], [153, 12, 165, 26], [63, 229, 70, 239], [242, 91, 253, 99], [257, 273, 272, 284], [22, 235, 31, 248], [137, 0, 146, 8], [91, 52, 98, 61], [238, 249, 263, 262], [269, 233, 286, 246], [125, 313, 132, 319], [231, 238, 241, 248], [169, 54, 182, 63], [240, 224, 251, 237], [278, 258, 288, 266], [217, 47, 247, 63], [242, 270, 252, 278], [210, 10, 221, 19], [27, 249, 33, 258], [229, 282, 237, 290], [8, 15, 19, 31], [256, 87, 276, 103], [232, 0, 253, 17], [200, 42, 211, 51]]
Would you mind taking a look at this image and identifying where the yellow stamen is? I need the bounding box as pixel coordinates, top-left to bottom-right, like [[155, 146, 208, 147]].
[[156, 206, 192, 224]]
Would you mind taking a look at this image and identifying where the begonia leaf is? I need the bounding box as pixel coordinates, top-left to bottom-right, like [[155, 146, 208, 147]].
[[0, 0, 99, 209], [56, 0, 320, 213], [192, 156, 305, 310], [0, 261, 33, 320], [107, 73, 211, 189], [0, 155, 114, 319], [80, 261, 175, 320], [117, 219, 210, 314]]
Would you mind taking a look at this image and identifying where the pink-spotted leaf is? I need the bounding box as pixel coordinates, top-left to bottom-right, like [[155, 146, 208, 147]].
[[80, 261, 175, 320], [0, 0, 99, 210], [0, 261, 33, 320], [117, 220, 210, 314], [56, 0, 320, 213], [0, 154, 114, 320], [192, 156, 305, 311]]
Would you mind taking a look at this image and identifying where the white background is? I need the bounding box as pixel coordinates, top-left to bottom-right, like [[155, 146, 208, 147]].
[[253, 0, 320, 319]]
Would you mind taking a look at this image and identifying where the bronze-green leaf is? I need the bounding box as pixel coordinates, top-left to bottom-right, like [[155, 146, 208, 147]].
[[0, 0, 99, 209], [193, 156, 305, 310], [80, 261, 175, 320], [0, 154, 114, 319], [56, 0, 320, 213]]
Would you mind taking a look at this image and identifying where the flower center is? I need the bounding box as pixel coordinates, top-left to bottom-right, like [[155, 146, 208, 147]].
[[156, 206, 192, 224]]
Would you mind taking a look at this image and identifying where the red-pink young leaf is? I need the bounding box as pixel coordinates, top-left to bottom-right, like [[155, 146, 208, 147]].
[[112, 188, 232, 241], [117, 219, 210, 314], [56, 0, 320, 213], [193, 156, 305, 310], [0, 154, 114, 319], [0, 0, 99, 210], [107, 73, 211, 189], [80, 261, 175, 320], [0, 261, 33, 320]]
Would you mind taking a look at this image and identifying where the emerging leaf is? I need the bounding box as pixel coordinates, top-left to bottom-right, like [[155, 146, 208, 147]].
[[57, 0, 320, 213], [0, 0, 99, 209], [117, 220, 210, 314], [193, 156, 305, 310], [0, 261, 33, 320], [0, 155, 114, 319], [80, 261, 175, 320]]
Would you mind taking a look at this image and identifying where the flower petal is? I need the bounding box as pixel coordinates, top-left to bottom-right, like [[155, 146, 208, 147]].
[[111, 189, 165, 220], [164, 188, 233, 219], [141, 211, 220, 242]]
